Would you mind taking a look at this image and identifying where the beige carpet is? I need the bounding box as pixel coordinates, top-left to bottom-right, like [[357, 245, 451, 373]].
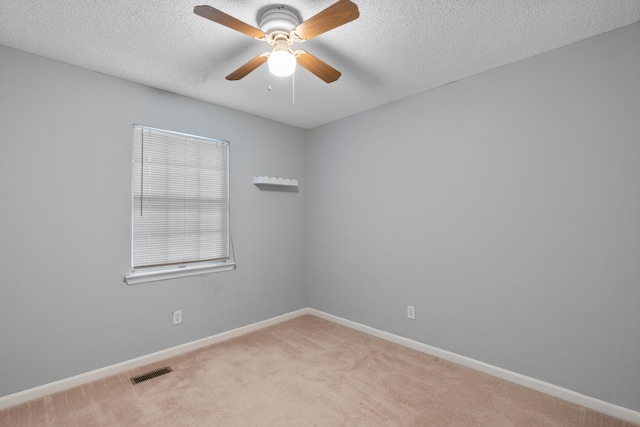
[[0, 315, 637, 426]]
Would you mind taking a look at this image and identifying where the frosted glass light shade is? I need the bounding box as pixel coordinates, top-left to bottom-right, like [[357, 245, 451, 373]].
[[268, 50, 296, 77]]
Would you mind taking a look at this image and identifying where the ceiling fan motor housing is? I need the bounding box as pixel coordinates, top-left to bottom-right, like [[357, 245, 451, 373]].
[[259, 5, 301, 34]]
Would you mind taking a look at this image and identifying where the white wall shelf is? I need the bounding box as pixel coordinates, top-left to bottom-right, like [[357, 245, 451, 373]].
[[253, 176, 298, 187]]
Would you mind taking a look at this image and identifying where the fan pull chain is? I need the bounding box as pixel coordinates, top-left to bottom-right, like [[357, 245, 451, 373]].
[[292, 72, 295, 104], [267, 71, 272, 91]]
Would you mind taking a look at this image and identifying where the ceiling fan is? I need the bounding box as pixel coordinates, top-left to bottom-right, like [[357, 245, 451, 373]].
[[194, 0, 360, 83]]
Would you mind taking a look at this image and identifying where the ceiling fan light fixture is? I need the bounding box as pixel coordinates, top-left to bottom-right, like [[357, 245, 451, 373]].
[[267, 36, 296, 77], [268, 49, 296, 77]]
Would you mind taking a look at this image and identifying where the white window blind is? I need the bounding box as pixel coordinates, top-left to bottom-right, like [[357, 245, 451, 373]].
[[130, 125, 230, 273]]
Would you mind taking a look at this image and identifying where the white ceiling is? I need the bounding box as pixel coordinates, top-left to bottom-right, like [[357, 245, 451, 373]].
[[1, 1, 639, 129]]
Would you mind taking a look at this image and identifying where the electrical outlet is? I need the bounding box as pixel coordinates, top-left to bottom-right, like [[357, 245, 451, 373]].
[[407, 305, 416, 320], [172, 309, 183, 325]]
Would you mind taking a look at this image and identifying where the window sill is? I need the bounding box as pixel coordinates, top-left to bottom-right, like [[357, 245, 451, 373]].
[[124, 262, 236, 285]]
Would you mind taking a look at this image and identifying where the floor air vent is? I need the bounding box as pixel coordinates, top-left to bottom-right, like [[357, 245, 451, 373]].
[[130, 366, 173, 385]]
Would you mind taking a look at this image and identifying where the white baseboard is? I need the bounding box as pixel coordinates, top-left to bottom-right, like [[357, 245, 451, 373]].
[[0, 308, 308, 411], [306, 308, 640, 425], [2, 307, 639, 425]]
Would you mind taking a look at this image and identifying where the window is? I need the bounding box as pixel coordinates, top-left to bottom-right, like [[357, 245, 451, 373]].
[[124, 125, 234, 285]]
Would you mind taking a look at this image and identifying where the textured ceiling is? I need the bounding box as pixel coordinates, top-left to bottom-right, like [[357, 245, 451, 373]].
[[1, 1, 639, 129]]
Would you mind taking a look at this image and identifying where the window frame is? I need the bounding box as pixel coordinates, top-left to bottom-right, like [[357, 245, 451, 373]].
[[124, 125, 234, 285]]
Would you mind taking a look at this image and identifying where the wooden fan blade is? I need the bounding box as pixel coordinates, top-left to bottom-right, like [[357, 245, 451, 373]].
[[226, 53, 269, 80], [295, 50, 341, 83], [291, 0, 359, 41], [194, 5, 267, 40]]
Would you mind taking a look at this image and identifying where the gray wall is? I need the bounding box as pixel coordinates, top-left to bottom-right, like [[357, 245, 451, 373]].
[[308, 23, 640, 411], [0, 44, 308, 397]]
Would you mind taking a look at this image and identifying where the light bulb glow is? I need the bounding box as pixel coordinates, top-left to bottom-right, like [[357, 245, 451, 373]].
[[268, 50, 296, 77]]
